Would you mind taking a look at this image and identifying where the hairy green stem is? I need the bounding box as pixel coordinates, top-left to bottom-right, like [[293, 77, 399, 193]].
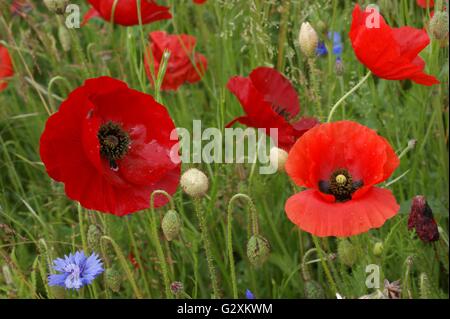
[[327, 71, 372, 122]]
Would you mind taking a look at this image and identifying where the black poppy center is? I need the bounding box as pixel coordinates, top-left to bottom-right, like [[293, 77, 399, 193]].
[[318, 168, 363, 202], [98, 121, 130, 169]]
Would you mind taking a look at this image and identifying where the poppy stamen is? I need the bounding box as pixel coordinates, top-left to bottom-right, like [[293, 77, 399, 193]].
[[319, 168, 363, 202], [98, 121, 130, 167]]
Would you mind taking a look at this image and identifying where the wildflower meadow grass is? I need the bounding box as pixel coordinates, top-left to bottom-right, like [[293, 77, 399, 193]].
[[0, 0, 448, 300]]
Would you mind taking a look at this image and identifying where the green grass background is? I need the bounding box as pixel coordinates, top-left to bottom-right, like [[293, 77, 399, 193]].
[[0, 0, 448, 299]]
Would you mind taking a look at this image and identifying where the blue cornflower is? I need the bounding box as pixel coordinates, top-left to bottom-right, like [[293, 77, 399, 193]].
[[48, 251, 104, 290], [246, 289, 255, 299], [316, 41, 328, 56], [328, 32, 343, 56]]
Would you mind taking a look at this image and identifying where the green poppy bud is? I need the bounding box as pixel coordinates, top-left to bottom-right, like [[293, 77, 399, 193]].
[[304, 280, 325, 299], [430, 11, 449, 40], [247, 235, 270, 267], [58, 25, 71, 52], [43, 0, 69, 14], [337, 239, 357, 267], [105, 268, 121, 293], [162, 210, 182, 241], [373, 242, 384, 257]]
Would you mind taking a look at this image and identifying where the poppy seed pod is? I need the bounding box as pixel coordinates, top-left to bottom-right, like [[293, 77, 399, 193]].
[[161, 210, 181, 241], [430, 11, 449, 40], [269, 147, 288, 172], [299, 22, 319, 58], [373, 242, 384, 257], [105, 268, 121, 293], [247, 235, 270, 267], [43, 0, 69, 14], [337, 239, 357, 267], [304, 280, 325, 299], [180, 168, 209, 198]]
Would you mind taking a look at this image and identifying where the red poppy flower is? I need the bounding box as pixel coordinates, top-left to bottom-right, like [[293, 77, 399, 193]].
[[39, 77, 180, 216], [144, 31, 208, 91], [349, 4, 439, 86], [0, 45, 14, 92], [226, 67, 319, 151], [285, 121, 400, 237], [83, 0, 171, 26], [10, 0, 33, 17], [193, 0, 207, 4], [417, 0, 434, 8], [408, 195, 439, 242]]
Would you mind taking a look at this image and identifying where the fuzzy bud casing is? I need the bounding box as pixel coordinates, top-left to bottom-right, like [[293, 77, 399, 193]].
[[269, 147, 288, 172], [162, 210, 181, 241], [247, 235, 270, 267], [180, 168, 209, 198], [430, 11, 449, 40], [105, 268, 121, 293], [299, 22, 319, 58]]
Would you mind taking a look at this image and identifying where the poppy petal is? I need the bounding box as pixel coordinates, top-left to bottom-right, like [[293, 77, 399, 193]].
[[249, 67, 300, 119], [285, 188, 399, 237]]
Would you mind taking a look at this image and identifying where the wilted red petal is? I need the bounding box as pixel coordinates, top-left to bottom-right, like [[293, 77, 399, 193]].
[[145, 31, 207, 91]]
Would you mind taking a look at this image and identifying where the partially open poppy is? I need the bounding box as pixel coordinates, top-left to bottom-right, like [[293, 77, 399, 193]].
[[285, 121, 400, 237], [349, 4, 439, 86], [84, 0, 171, 26], [417, 0, 434, 8], [144, 31, 207, 91], [226, 67, 318, 151], [0, 45, 14, 92], [39, 77, 180, 216]]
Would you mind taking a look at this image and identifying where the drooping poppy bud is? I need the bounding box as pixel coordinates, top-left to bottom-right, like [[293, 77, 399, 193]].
[[161, 210, 181, 241], [408, 195, 440, 243], [304, 280, 325, 299], [247, 235, 270, 267], [180, 168, 209, 198], [430, 11, 449, 40], [299, 22, 319, 58], [105, 268, 121, 293], [419, 273, 431, 299]]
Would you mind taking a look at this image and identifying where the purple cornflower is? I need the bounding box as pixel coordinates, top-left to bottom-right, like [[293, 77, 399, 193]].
[[48, 251, 104, 290], [246, 289, 255, 299]]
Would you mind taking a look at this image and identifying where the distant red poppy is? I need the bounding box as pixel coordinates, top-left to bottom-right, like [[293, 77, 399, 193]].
[[0, 45, 14, 92], [144, 31, 208, 91], [193, 0, 207, 4], [285, 121, 400, 237], [417, 0, 434, 8], [40, 77, 180, 216], [349, 4, 439, 86], [408, 195, 439, 242], [226, 67, 319, 151], [83, 0, 171, 26], [10, 0, 33, 17]]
